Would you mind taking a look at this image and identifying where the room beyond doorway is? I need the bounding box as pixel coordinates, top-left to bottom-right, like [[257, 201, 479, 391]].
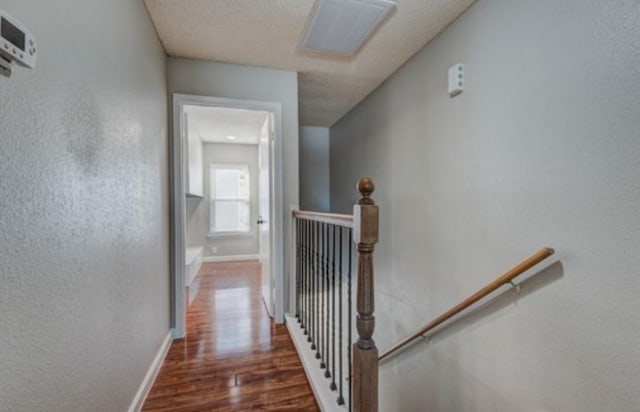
[[171, 94, 285, 339], [143, 261, 319, 411]]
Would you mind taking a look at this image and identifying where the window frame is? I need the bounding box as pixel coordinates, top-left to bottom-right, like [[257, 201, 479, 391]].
[[208, 163, 252, 238]]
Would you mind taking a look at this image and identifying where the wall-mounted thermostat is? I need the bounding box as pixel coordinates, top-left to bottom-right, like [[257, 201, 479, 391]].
[[448, 63, 464, 97], [0, 7, 37, 77]]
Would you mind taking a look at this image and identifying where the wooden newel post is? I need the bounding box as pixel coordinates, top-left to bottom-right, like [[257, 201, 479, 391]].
[[352, 177, 379, 412]]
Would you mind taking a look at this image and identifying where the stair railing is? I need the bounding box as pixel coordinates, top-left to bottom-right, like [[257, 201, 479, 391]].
[[291, 178, 379, 412], [378, 247, 556, 363], [291, 178, 554, 411]]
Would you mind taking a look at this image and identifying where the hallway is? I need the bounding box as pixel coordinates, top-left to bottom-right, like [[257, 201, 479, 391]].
[[143, 261, 318, 411]]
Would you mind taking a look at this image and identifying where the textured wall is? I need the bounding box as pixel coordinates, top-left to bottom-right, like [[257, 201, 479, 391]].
[[299, 127, 330, 212], [186, 143, 260, 258], [0, 0, 169, 411], [167, 57, 299, 316], [331, 0, 640, 410]]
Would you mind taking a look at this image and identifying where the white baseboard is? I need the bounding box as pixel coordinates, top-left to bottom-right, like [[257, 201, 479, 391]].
[[128, 332, 173, 412], [186, 258, 203, 286], [285, 314, 347, 412], [186, 246, 204, 286], [203, 254, 260, 263]]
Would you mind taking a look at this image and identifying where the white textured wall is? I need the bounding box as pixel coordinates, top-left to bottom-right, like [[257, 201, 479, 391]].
[[299, 126, 330, 212], [0, 1, 169, 411], [186, 143, 260, 257], [330, 0, 640, 411], [185, 115, 204, 197], [167, 57, 299, 312]]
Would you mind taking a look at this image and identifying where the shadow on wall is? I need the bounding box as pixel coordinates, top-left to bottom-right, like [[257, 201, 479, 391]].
[[382, 260, 565, 361]]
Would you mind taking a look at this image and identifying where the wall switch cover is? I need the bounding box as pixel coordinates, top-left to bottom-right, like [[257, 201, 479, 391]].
[[448, 63, 464, 97]]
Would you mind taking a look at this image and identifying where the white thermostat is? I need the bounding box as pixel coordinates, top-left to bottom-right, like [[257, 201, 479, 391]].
[[0, 7, 37, 77], [448, 63, 464, 97]]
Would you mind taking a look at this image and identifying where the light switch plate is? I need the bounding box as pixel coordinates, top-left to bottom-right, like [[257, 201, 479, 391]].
[[448, 63, 464, 97]]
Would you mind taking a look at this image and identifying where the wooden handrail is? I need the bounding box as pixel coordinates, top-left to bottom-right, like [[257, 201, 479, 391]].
[[378, 247, 555, 363], [292, 209, 354, 228]]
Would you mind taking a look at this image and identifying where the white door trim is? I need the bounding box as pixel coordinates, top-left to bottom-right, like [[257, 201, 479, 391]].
[[170, 93, 285, 338]]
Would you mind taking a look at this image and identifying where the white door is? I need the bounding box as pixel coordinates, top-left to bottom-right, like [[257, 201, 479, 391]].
[[259, 114, 274, 316]]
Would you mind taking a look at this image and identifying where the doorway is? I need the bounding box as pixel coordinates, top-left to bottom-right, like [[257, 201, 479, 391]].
[[171, 94, 284, 338]]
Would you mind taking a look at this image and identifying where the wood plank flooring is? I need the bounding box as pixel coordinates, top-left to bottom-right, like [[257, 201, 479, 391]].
[[143, 261, 319, 412]]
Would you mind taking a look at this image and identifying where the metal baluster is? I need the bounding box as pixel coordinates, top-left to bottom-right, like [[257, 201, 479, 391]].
[[311, 221, 316, 349], [317, 220, 321, 351], [318, 223, 327, 369], [348, 228, 353, 412], [305, 219, 310, 337], [301, 219, 307, 330], [330, 224, 337, 388], [296, 218, 300, 321], [306, 219, 310, 333], [308, 219, 312, 337], [310, 221, 315, 347], [315, 221, 321, 356], [337, 227, 345, 405], [324, 223, 331, 377], [299, 220, 303, 326]]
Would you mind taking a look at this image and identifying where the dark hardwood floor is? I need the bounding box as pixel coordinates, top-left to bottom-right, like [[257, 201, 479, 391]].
[[143, 261, 319, 412]]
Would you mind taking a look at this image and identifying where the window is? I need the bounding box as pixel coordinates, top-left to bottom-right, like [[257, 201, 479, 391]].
[[209, 164, 250, 235]]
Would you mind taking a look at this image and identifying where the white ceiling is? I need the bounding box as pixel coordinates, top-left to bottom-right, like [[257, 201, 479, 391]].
[[145, 0, 476, 126], [184, 105, 268, 145]]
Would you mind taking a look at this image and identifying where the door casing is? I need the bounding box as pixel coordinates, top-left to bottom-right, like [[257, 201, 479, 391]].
[[170, 93, 285, 338]]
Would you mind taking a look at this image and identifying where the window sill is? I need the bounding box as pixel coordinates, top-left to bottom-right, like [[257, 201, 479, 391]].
[[207, 232, 254, 239]]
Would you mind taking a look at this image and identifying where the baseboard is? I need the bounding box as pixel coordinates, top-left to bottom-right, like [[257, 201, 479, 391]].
[[285, 314, 347, 411], [186, 258, 202, 286], [128, 332, 173, 412], [203, 254, 260, 263], [186, 246, 204, 286]]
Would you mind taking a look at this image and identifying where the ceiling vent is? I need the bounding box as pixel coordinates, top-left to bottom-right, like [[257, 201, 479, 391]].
[[300, 0, 396, 57]]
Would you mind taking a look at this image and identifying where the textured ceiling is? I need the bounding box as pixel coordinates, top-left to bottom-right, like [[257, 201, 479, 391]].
[[185, 105, 268, 144], [145, 0, 476, 126]]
